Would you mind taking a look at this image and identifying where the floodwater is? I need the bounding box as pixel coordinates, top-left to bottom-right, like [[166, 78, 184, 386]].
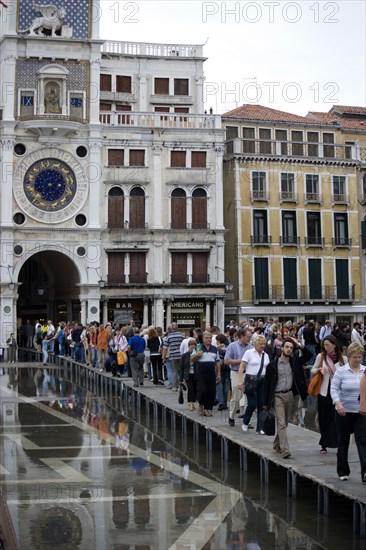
[[0, 365, 364, 550]]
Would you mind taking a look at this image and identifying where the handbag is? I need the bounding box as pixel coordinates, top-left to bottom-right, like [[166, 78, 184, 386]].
[[258, 409, 276, 436], [117, 351, 127, 365], [178, 386, 184, 405], [129, 349, 138, 357], [244, 354, 265, 396], [308, 370, 323, 397]]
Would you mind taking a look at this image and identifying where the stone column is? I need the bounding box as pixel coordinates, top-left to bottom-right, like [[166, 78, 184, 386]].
[[81, 300, 87, 326], [166, 300, 172, 329], [205, 301, 211, 328], [102, 299, 108, 324], [154, 297, 164, 329], [1, 139, 15, 226], [88, 142, 101, 228], [143, 299, 149, 326], [216, 298, 225, 332]]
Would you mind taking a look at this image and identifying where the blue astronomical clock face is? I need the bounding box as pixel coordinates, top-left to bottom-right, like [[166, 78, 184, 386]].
[[23, 159, 77, 211]]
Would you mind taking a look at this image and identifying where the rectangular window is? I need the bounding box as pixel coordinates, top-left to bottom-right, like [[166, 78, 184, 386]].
[[275, 129, 288, 155], [154, 78, 169, 95], [333, 175, 346, 195], [116, 75, 132, 93], [192, 253, 208, 283], [171, 151, 186, 167], [323, 132, 335, 158], [305, 174, 319, 201], [243, 127, 255, 153], [283, 258, 297, 299], [253, 210, 269, 244], [334, 213, 349, 245], [291, 130, 304, 156], [345, 141, 355, 159], [100, 74, 112, 92], [108, 149, 124, 166], [308, 259, 322, 300], [281, 173, 295, 194], [252, 172, 266, 192], [174, 78, 189, 95], [129, 149, 145, 166], [129, 252, 146, 284], [282, 211, 297, 244], [254, 258, 269, 300], [100, 102, 111, 111], [174, 107, 189, 113], [171, 253, 187, 283], [259, 128, 271, 154], [191, 151, 206, 168], [154, 106, 170, 112], [306, 212, 322, 245], [336, 259, 349, 300], [307, 131, 319, 157], [108, 253, 125, 284], [226, 126, 239, 140]]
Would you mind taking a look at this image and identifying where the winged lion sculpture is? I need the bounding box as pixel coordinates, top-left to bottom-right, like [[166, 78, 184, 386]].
[[19, 4, 67, 37]]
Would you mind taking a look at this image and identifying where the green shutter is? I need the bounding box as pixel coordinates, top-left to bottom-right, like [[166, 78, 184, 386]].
[[308, 259, 322, 299], [284, 258, 297, 299], [254, 258, 269, 299], [336, 259, 349, 299]]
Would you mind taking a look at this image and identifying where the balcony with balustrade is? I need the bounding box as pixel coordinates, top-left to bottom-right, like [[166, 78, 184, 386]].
[[225, 138, 365, 165], [101, 41, 204, 58], [252, 285, 355, 304]]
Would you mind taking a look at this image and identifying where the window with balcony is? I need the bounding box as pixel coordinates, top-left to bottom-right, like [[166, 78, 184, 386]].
[[334, 213, 350, 246], [108, 252, 125, 284], [332, 176, 347, 203], [100, 74, 112, 92], [108, 187, 124, 229], [305, 174, 320, 202], [259, 128, 271, 154], [154, 78, 169, 95], [307, 131, 319, 157], [171, 252, 187, 283], [345, 141, 356, 159], [129, 149, 145, 166], [174, 107, 189, 121], [291, 130, 304, 156], [243, 127, 255, 153], [129, 187, 145, 228], [108, 149, 124, 166], [191, 151, 206, 168], [171, 151, 186, 167], [192, 188, 207, 229], [323, 133, 335, 158], [283, 258, 297, 300], [192, 252, 208, 283], [306, 212, 322, 246], [116, 75, 132, 94], [275, 129, 288, 155], [171, 188, 187, 229], [281, 211, 298, 245], [129, 252, 146, 283], [116, 104, 132, 123], [336, 259, 350, 300], [254, 257, 269, 299], [252, 210, 270, 244], [100, 102, 111, 111], [280, 173, 295, 201], [252, 172, 267, 201], [174, 78, 189, 95], [308, 259, 322, 300]]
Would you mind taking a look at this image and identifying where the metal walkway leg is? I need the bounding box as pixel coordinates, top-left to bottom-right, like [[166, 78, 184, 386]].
[[287, 469, 298, 498], [260, 456, 269, 485]]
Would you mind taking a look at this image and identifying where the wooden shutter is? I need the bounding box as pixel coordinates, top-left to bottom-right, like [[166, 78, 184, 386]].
[[336, 259, 349, 299], [275, 129, 288, 155], [130, 253, 146, 283], [172, 253, 187, 283], [116, 104, 132, 111], [192, 253, 208, 283], [192, 196, 207, 229], [108, 253, 125, 284], [361, 220, 366, 249], [154, 78, 169, 94], [191, 152, 206, 168], [171, 193, 186, 229], [174, 79, 189, 95], [100, 102, 111, 111], [323, 132, 335, 158], [129, 150, 145, 166], [254, 258, 269, 299], [307, 131, 319, 157], [100, 74, 112, 91], [283, 258, 297, 299], [259, 128, 271, 154], [116, 75, 132, 93], [291, 131, 303, 156], [108, 149, 124, 166], [308, 259, 322, 299], [243, 127, 255, 153], [171, 151, 186, 167], [130, 195, 145, 228], [108, 195, 124, 229]]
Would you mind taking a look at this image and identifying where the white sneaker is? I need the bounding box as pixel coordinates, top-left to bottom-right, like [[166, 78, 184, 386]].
[[339, 475, 349, 481], [242, 424, 249, 432]]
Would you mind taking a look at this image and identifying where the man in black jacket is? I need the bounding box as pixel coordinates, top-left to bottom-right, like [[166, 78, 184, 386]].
[[263, 338, 311, 458]]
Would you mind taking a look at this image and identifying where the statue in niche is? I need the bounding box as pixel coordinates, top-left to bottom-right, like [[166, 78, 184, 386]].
[[45, 86, 61, 114], [19, 4, 68, 37]]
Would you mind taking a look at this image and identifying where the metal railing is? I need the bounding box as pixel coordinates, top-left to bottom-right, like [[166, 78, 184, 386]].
[[252, 285, 355, 303], [251, 235, 272, 245], [280, 236, 300, 246]]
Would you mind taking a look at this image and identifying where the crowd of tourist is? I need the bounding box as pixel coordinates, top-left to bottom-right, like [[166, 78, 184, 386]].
[[8, 316, 366, 482]]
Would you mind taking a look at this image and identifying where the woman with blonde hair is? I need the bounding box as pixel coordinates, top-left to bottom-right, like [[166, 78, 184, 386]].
[[331, 342, 366, 481]]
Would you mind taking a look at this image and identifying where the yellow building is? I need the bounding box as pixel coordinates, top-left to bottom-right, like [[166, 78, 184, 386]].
[[222, 105, 366, 325]]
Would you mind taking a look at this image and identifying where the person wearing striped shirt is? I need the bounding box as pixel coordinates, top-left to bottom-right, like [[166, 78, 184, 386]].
[[331, 342, 366, 482]]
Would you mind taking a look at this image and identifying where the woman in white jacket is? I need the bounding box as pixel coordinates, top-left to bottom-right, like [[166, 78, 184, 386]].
[[311, 335, 346, 454]]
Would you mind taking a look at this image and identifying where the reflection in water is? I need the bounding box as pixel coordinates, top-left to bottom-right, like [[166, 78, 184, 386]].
[[0, 366, 352, 549]]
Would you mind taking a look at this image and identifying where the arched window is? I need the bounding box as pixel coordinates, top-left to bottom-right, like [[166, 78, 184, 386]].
[[192, 188, 207, 229], [108, 187, 124, 229], [171, 188, 186, 229], [130, 187, 145, 228]]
